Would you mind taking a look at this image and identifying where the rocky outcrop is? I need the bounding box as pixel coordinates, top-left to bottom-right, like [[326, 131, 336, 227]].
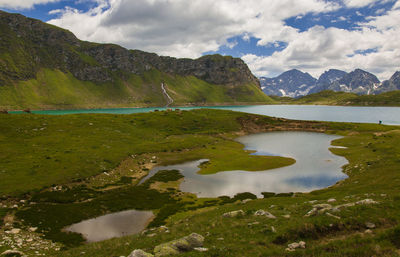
[[153, 233, 204, 256], [128, 233, 205, 257], [0, 10, 259, 87], [128, 249, 154, 257], [253, 209, 276, 219]]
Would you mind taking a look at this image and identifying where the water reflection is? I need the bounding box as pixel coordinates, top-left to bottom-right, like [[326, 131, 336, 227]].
[[65, 210, 154, 242], [142, 132, 348, 197]]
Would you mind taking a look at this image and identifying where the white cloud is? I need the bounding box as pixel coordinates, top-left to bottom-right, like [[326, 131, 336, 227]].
[[44, 0, 400, 81], [342, 0, 381, 8], [243, 5, 400, 81], [47, 0, 340, 58], [0, 0, 60, 9]]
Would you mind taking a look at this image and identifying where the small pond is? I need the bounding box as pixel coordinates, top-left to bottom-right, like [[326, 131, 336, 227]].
[[140, 132, 348, 197], [64, 210, 154, 242]]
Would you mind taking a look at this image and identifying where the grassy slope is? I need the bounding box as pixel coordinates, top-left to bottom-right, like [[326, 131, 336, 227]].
[[57, 115, 400, 257], [273, 90, 400, 106], [2, 110, 400, 256], [0, 69, 272, 110], [0, 109, 291, 196]]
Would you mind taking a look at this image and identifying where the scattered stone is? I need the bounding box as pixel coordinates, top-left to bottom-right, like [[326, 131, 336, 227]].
[[380, 194, 387, 197], [194, 247, 208, 252], [365, 229, 373, 234], [222, 210, 245, 218], [304, 204, 332, 217], [326, 212, 341, 219], [287, 241, 306, 251], [247, 222, 260, 226], [241, 199, 252, 204], [128, 249, 154, 257], [254, 210, 276, 219], [146, 233, 157, 237], [1, 250, 24, 256], [282, 214, 291, 219], [271, 226, 276, 233], [10, 229, 21, 234], [365, 222, 376, 229], [327, 198, 336, 203], [28, 227, 38, 232], [217, 238, 224, 241], [356, 199, 378, 205], [306, 199, 378, 217], [158, 226, 168, 232], [153, 233, 204, 257]]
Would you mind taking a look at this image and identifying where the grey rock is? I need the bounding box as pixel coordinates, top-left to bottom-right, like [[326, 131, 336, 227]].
[[254, 209, 276, 219], [365, 222, 376, 229], [153, 233, 204, 256], [222, 210, 245, 218], [1, 250, 24, 256], [128, 249, 154, 257]]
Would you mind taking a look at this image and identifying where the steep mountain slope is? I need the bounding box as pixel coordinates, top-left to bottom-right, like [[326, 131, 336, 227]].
[[376, 71, 400, 94], [261, 68, 390, 97], [260, 69, 317, 97], [0, 11, 271, 109], [309, 69, 347, 94], [327, 69, 380, 95]]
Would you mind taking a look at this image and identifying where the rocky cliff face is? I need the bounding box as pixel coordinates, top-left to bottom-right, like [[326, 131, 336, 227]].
[[327, 69, 380, 95], [309, 69, 347, 94], [260, 69, 317, 97], [0, 10, 259, 87], [260, 68, 397, 97]]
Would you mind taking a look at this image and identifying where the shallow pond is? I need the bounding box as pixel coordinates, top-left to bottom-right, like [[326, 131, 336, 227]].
[[64, 210, 154, 242], [141, 132, 348, 197]]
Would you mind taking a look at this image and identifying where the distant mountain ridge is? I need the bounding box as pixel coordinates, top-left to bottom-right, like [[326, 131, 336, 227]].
[[260, 69, 316, 98], [260, 68, 400, 97], [0, 10, 270, 109]]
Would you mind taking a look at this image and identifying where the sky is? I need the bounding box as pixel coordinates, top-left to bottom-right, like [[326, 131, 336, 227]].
[[1, 0, 399, 81]]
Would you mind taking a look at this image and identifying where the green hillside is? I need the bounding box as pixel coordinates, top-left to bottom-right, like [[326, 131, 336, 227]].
[[274, 90, 400, 106], [0, 11, 272, 110]]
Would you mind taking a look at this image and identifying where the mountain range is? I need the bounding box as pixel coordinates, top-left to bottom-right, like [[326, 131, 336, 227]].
[[260, 68, 400, 97], [0, 11, 271, 109]]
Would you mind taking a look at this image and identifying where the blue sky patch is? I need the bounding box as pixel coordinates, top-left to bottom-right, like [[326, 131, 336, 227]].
[[204, 35, 287, 58]]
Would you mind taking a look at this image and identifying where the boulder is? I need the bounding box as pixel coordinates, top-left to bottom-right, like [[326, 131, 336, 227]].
[[365, 222, 376, 229], [153, 233, 204, 256], [254, 209, 276, 219], [10, 228, 21, 234], [1, 250, 24, 256], [304, 204, 332, 217], [128, 249, 154, 257], [287, 241, 306, 251], [222, 210, 245, 218]]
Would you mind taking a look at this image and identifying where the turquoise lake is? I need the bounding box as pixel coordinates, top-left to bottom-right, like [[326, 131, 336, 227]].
[[11, 105, 400, 125]]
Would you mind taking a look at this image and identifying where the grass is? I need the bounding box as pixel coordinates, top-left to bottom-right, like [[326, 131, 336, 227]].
[[0, 109, 300, 196], [273, 90, 400, 106], [1, 109, 400, 256], [0, 68, 272, 110]]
